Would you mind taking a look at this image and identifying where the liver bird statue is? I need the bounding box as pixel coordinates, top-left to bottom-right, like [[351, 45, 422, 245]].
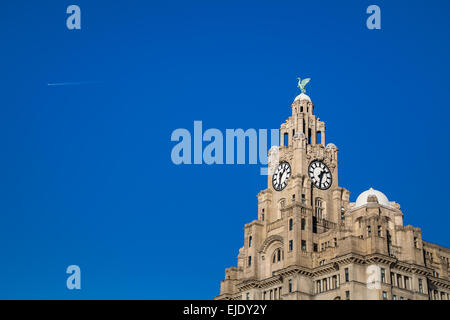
[[297, 77, 311, 94]]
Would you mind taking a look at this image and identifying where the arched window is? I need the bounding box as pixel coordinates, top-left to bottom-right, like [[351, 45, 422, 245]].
[[273, 248, 283, 263], [289, 218, 293, 231], [316, 131, 322, 144], [284, 133, 289, 147]]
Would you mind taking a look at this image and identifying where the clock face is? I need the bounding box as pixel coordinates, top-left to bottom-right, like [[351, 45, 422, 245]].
[[308, 160, 332, 190], [272, 161, 291, 191]]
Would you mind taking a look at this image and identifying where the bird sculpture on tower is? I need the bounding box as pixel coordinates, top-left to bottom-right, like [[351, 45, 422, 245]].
[[297, 77, 311, 94]]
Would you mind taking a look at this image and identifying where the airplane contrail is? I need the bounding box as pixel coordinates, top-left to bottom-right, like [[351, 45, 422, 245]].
[[47, 81, 100, 86]]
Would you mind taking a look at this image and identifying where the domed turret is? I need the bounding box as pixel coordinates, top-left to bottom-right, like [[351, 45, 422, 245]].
[[354, 187, 391, 208], [294, 93, 311, 102]]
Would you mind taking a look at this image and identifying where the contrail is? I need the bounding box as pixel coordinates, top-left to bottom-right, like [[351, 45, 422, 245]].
[[47, 81, 100, 86]]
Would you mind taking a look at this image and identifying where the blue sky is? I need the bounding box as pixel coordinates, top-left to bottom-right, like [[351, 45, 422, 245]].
[[0, 0, 449, 299]]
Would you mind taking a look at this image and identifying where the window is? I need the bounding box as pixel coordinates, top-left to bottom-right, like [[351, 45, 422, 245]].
[[367, 226, 371, 237], [334, 238, 337, 247], [414, 237, 417, 248], [381, 268, 386, 283], [289, 219, 293, 231], [377, 225, 382, 237], [345, 268, 349, 282], [340, 207, 345, 220], [316, 131, 322, 144], [393, 295, 397, 300], [292, 194, 295, 202], [248, 256, 252, 266], [441, 292, 445, 300], [400, 296, 404, 300], [418, 279, 423, 294], [272, 249, 282, 262], [246, 293, 250, 300], [288, 279, 293, 293], [262, 209, 265, 221], [313, 243, 318, 252], [289, 240, 293, 252], [301, 218, 306, 230], [404, 276, 409, 290], [319, 260, 325, 266], [273, 249, 282, 263], [397, 274, 402, 288], [332, 275, 338, 289], [323, 278, 328, 291], [284, 133, 289, 147], [248, 236, 252, 248], [301, 240, 306, 251], [316, 280, 321, 293], [345, 291, 350, 300], [315, 198, 324, 219], [274, 288, 277, 300], [382, 291, 387, 300], [263, 291, 266, 300], [301, 193, 305, 204]]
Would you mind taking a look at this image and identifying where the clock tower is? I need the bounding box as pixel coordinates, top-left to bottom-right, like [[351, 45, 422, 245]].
[[263, 89, 346, 227], [215, 80, 450, 301]]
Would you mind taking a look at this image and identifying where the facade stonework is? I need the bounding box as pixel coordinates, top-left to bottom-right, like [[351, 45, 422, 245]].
[[215, 93, 450, 300]]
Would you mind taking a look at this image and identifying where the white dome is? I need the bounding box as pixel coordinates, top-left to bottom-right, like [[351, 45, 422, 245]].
[[326, 143, 337, 149], [354, 188, 391, 208], [294, 93, 311, 102]]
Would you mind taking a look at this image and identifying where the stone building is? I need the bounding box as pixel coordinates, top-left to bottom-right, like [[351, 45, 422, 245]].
[[215, 91, 450, 300]]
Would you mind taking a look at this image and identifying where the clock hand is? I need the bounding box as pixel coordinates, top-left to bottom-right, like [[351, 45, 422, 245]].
[[279, 169, 284, 184], [319, 171, 325, 184]]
